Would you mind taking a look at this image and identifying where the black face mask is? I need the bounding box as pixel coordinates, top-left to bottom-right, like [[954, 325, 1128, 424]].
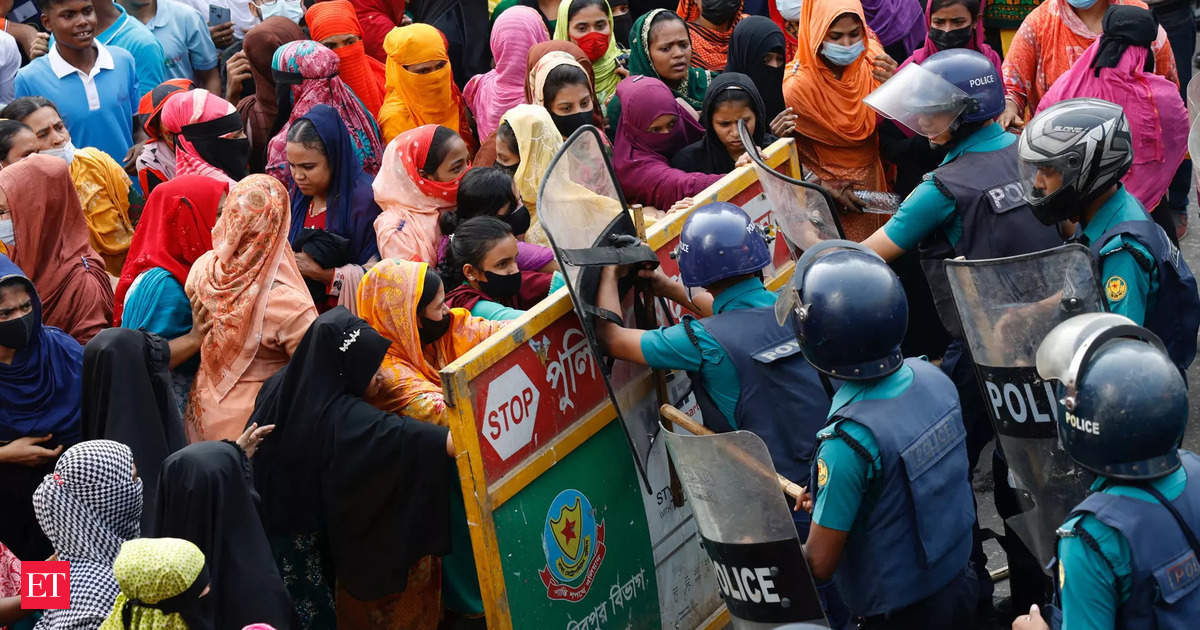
[[496, 161, 519, 177], [550, 110, 593, 138], [0, 310, 35, 350], [612, 12, 632, 48], [929, 25, 973, 51], [418, 314, 452, 345], [182, 113, 250, 181], [502, 204, 531, 236], [700, 0, 740, 25], [479, 269, 523, 300]]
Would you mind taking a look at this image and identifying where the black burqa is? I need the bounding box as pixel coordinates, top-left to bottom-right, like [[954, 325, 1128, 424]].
[[153, 441, 296, 630], [247, 307, 453, 600], [725, 16, 788, 120], [82, 328, 187, 532], [671, 72, 773, 175]]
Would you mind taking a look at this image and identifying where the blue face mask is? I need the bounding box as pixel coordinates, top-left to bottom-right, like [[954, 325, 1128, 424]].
[[821, 40, 865, 66], [260, 0, 304, 23], [1065, 0, 1099, 8]]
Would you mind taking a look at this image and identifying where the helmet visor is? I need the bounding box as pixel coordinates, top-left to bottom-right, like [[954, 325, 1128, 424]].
[[1017, 151, 1083, 207], [1035, 313, 1144, 389], [864, 64, 972, 138]]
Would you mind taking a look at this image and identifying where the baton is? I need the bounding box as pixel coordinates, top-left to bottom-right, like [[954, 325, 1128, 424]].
[[660, 404, 806, 502]]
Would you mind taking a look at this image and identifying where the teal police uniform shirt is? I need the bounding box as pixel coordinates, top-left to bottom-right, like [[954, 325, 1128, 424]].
[[639, 277, 776, 427], [810, 364, 915, 531], [882, 123, 1016, 252], [1081, 185, 1158, 326], [1057, 466, 1189, 630]]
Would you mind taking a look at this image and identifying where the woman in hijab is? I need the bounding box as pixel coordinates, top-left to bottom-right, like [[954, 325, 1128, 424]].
[[82, 329, 188, 532], [248, 308, 456, 630], [860, 0, 927, 61], [492, 0, 561, 31], [236, 17, 305, 174], [782, 0, 895, 240], [726, 16, 789, 121], [134, 80, 197, 195], [266, 40, 384, 183], [378, 24, 477, 150], [612, 76, 722, 210], [32, 440, 142, 630], [493, 105, 564, 247], [464, 7, 549, 141], [305, 0, 387, 118], [671, 72, 774, 175], [101, 537, 211, 630], [769, 0, 800, 60], [184, 175, 317, 442], [373, 125, 472, 263], [441, 166, 557, 272], [899, 0, 1002, 72], [675, 0, 745, 71], [608, 9, 711, 135], [1036, 5, 1187, 212], [526, 41, 606, 130], [0, 154, 112, 344], [440, 216, 557, 319], [0, 255, 82, 562], [161, 89, 249, 185], [407, 0, 492, 86], [153, 441, 294, 630], [285, 106, 382, 313], [553, 0, 623, 105], [0, 97, 138, 277]]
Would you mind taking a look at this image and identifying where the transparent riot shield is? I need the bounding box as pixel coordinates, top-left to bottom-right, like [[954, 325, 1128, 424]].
[[945, 244, 1101, 570], [1187, 74, 1200, 123], [537, 125, 687, 491], [663, 428, 828, 629], [738, 121, 843, 256]]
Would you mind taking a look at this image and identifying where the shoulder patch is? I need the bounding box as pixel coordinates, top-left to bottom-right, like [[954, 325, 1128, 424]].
[[1105, 275, 1127, 302], [1059, 560, 1065, 589], [816, 458, 829, 488]]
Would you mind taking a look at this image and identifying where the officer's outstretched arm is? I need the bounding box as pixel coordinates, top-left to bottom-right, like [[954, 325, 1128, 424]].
[[861, 227, 907, 263], [595, 265, 649, 365], [804, 523, 850, 582]]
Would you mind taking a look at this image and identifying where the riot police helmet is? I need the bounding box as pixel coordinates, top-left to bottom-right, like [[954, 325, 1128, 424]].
[[674, 201, 772, 288], [865, 48, 1004, 139], [776, 240, 907, 380], [1037, 313, 1187, 480]]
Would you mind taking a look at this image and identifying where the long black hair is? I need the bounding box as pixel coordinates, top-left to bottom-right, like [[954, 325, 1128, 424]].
[[436, 216, 514, 289], [439, 167, 519, 235]]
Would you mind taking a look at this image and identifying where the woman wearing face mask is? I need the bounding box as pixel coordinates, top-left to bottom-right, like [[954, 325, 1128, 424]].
[[1, 97, 137, 276], [267, 40, 384, 184], [441, 216, 558, 320], [305, 0, 387, 117], [161, 89, 250, 186], [677, 0, 746, 71], [378, 23, 477, 152], [554, 0, 624, 105], [373, 125, 472, 263], [492, 105, 565, 247], [613, 76, 722, 210], [464, 7, 549, 141], [997, 0, 1177, 131], [726, 16, 790, 121], [609, 9, 711, 135], [528, 50, 603, 138], [671, 72, 775, 175], [441, 166, 558, 272], [781, 0, 896, 239], [132, 79, 196, 195]]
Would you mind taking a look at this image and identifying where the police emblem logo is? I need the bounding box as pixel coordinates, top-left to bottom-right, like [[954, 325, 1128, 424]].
[[539, 489, 607, 601], [1105, 276, 1127, 302], [816, 459, 829, 487]]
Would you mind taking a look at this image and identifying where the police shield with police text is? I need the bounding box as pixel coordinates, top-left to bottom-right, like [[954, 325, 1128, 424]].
[[663, 428, 828, 628], [944, 244, 1103, 570]]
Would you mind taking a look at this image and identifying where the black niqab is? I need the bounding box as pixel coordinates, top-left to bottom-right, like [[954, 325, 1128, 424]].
[[671, 72, 772, 175], [725, 16, 787, 120], [248, 307, 454, 600], [1092, 6, 1157, 76], [82, 328, 187, 532], [153, 441, 296, 630]]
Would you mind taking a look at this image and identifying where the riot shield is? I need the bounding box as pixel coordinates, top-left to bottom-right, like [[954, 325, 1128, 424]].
[[1191, 118, 1200, 193], [1187, 74, 1200, 123], [537, 125, 685, 491], [738, 121, 843, 256], [944, 244, 1101, 570], [663, 428, 828, 629]]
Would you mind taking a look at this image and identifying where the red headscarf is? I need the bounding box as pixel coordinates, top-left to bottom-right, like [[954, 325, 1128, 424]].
[[306, 0, 387, 116], [113, 176, 228, 325]]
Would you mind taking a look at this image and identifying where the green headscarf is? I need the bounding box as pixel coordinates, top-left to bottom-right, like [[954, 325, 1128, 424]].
[[101, 538, 207, 630], [553, 0, 624, 104], [627, 8, 711, 109]]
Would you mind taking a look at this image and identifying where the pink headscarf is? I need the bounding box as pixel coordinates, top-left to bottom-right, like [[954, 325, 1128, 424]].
[[463, 7, 549, 141], [1036, 27, 1187, 210], [161, 89, 239, 185], [899, 0, 1002, 72]]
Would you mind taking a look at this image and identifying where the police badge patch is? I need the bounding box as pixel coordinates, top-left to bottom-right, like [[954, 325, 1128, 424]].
[[1105, 276, 1127, 302], [816, 459, 828, 487]]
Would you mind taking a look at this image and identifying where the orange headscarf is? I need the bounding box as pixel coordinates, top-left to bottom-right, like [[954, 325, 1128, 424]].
[[782, 0, 886, 187], [378, 24, 475, 150], [185, 175, 310, 399], [306, 0, 387, 116], [357, 259, 504, 417]]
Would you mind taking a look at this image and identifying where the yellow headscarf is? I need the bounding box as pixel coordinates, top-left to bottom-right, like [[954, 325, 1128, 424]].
[[500, 104, 564, 247], [101, 538, 206, 630], [378, 24, 462, 145], [70, 147, 134, 275]]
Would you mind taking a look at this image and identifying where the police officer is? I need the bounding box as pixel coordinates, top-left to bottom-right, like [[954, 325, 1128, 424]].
[[780, 241, 978, 630], [595, 201, 832, 539], [1017, 98, 1200, 372], [1013, 313, 1200, 630]]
